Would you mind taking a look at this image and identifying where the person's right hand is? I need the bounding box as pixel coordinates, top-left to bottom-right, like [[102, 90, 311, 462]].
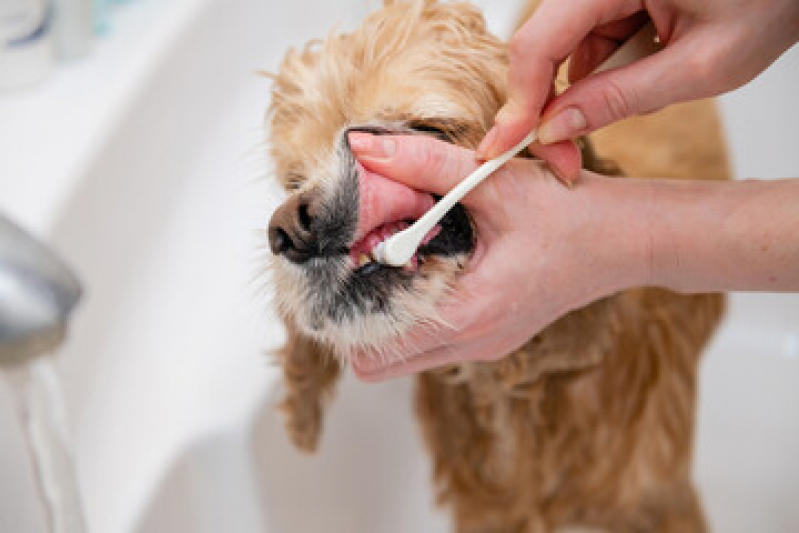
[[478, 0, 799, 173]]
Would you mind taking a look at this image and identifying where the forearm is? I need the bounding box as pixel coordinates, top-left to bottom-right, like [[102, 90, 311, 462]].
[[594, 174, 799, 293]]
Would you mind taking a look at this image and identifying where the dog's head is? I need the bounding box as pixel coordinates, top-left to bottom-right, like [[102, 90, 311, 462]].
[[266, 1, 507, 357]]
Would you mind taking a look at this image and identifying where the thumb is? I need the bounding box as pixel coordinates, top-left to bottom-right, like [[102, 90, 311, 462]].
[[348, 132, 482, 198], [538, 43, 696, 144]]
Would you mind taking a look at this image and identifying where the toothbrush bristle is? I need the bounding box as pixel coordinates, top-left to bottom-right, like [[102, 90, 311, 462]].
[[373, 241, 387, 264]]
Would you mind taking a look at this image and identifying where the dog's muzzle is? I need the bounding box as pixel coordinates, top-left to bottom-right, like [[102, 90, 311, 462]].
[[269, 125, 475, 267]]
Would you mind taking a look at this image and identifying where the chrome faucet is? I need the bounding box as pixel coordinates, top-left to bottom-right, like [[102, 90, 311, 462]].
[[0, 213, 82, 366], [0, 213, 87, 533]]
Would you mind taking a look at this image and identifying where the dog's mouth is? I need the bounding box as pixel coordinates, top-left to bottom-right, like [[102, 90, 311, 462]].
[[344, 127, 475, 277], [346, 164, 439, 275], [345, 171, 473, 278], [348, 218, 440, 273]]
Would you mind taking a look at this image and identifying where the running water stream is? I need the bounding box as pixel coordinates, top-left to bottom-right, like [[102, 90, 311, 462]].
[[4, 357, 86, 533]]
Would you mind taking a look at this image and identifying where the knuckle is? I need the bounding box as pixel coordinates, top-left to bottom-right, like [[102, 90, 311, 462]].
[[423, 140, 468, 182], [421, 140, 450, 176], [683, 47, 730, 96], [509, 31, 534, 62], [599, 77, 638, 122], [684, 50, 714, 84]]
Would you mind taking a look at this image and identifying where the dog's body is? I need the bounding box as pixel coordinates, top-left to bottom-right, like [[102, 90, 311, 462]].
[[265, 2, 727, 531]]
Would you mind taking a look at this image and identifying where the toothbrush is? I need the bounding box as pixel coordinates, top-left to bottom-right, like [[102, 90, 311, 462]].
[[372, 128, 538, 266], [373, 22, 660, 268]]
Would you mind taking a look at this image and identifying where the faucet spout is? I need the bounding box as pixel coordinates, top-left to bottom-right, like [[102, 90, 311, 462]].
[[0, 214, 82, 365]]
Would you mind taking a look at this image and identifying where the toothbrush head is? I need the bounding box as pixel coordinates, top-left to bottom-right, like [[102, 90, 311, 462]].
[[371, 241, 390, 265], [372, 237, 410, 267], [371, 129, 542, 270]]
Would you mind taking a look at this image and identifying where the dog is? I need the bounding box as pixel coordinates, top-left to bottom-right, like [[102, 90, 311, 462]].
[[264, 1, 728, 531]]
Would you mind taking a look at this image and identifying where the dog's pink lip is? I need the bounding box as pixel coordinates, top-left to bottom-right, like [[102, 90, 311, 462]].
[[349, 220, 441, 269], [352, 163, 438, 253]]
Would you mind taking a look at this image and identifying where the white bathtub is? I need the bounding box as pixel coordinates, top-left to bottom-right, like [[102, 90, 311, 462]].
[[1, 0, 797, 531]]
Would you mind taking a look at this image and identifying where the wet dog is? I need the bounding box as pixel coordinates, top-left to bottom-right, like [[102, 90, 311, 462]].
[[265, 1, 727, 531]]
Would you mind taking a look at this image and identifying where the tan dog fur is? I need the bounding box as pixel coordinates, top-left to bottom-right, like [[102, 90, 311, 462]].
[[266, 1, 728, 531]]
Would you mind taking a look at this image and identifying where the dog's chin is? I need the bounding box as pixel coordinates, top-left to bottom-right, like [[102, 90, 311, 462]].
[[281, 201, 473, 358]]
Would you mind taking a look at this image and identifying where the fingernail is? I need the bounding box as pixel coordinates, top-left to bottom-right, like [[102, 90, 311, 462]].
[[538, 107, 587, 145], [476, 126, 498, 159], [348, 132, 396, 161], [553, 165, 580, 189], [353, 354, 387, 374]]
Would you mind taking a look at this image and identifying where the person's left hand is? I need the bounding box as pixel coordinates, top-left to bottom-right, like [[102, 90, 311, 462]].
[[348, 132, 649, 381]]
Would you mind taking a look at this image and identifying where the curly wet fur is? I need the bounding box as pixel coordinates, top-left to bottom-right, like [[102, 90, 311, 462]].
[[266, 1, 512, 355], [266, 1, 728, 531]]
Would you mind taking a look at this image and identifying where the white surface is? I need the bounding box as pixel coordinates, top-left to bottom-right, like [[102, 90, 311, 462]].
[[719, 45, 799, 180], [696, 293, 799, 533], [0, 0, 210, 235], [0, 1, 797, 532]]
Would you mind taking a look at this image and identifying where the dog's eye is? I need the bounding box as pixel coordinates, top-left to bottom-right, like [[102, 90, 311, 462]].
[[407, 119, 468, 143], [408, 121, 449, 138]]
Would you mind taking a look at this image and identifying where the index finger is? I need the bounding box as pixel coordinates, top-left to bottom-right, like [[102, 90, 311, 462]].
[[349, 132, 484, 203]]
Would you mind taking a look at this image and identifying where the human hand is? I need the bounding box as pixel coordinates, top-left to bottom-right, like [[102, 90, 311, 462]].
[[478, 0, 799, 173], [347, 132, 650, 380]]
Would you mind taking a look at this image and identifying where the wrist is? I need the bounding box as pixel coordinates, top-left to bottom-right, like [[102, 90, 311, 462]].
[[590, 174, 722, 294], [589, 173, 656, 293], [557, 171, 654, 300]]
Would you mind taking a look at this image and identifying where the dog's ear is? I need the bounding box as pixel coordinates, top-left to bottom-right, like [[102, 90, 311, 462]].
[[277, 320, 341, 453]]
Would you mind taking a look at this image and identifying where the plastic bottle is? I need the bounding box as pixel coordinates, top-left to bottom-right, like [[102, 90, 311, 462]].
[[53, 0, 93, 60]]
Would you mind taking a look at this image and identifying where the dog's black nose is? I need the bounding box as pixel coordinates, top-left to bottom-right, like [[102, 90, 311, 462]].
[[268, 192, 318, 264]]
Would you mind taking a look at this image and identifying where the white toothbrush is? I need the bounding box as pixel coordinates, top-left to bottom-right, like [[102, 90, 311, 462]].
[[371, 128, 538, 266], [372, 22, 660, 267]]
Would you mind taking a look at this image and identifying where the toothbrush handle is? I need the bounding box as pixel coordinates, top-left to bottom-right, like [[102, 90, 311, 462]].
[[414, 129, 538, 237], [387, 130, 538, 263]]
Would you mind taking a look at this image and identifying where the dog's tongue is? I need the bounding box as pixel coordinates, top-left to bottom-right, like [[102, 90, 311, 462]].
[[354, 164, 436, 244]]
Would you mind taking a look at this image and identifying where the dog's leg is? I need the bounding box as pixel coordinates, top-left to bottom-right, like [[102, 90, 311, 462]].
[[415, 372, 543, 533], [277, 322, 340, 452]]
